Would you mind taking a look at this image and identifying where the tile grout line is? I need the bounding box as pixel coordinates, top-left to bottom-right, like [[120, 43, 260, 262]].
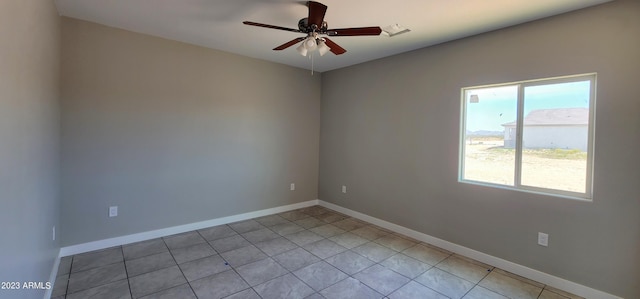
[[430, 250, 482, 299], [267, 208, 357, 297], [120, 245, 135, 299], [214, 223, 278, 298], [64, 256, 73, 297], [402, 255, 455, 299], [253, 211, 331, 297], [161, 236, 192, 299], [63, 248, 128, 297], [295, 209, 400, 297], [296, 211, 363, 297]]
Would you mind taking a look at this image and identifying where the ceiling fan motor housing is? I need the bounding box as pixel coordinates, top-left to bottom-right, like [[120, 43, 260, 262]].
[[298, 18, 328, 33]]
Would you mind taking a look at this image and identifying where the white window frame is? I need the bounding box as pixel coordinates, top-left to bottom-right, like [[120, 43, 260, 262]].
[[458, 73, 596, 200]]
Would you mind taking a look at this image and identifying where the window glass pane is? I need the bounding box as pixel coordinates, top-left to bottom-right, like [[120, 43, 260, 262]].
[[520, 80, 591, 192], [462, 85, 518, 186]]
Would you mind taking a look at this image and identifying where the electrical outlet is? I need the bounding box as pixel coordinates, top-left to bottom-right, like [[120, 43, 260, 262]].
[[109, 206, 118, 217], [341, 185, 347, 193], [290, 183, 295, 191], [538, 232, 549, 247], [52, 226, 55, 241]]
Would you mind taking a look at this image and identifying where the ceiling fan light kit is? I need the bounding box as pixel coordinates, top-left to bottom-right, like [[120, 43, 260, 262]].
[[294, 33, 331, 57], [243, 1, 383, 58]]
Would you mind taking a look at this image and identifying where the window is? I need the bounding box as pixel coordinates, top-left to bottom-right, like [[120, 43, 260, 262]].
[[459, 74, 596, 199]]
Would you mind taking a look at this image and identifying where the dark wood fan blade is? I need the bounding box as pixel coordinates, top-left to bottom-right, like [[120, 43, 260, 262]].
[[273, 37, 306, 50], [326, 27, 382, 36], [307, 1, 327, 28], [243, 21, 301, 33], [323, 38, 346, 55]]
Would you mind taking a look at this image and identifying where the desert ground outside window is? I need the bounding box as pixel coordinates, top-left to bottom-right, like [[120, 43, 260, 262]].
[[459, 74, 596, 200]]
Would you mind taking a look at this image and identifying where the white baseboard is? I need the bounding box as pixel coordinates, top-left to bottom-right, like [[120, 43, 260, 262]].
[[44, 249, 61, 299], [59, 200, 318, 257], [318, 200, 622, 299]]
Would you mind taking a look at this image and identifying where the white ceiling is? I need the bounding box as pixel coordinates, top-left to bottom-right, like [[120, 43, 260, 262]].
[[54, 0, 612, 72]]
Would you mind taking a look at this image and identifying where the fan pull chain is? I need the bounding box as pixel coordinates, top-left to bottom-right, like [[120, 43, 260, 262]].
[[311, 53, 314, 75]]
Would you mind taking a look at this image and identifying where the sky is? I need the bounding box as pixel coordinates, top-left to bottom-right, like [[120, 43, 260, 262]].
[[464, 80, 591, 132]]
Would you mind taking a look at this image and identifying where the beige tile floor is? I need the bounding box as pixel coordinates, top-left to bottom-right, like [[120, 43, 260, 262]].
[[51, 205, 584, 299]]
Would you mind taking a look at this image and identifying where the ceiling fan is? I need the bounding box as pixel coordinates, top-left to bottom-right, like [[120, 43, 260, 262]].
[[243, 1, 382, 56]]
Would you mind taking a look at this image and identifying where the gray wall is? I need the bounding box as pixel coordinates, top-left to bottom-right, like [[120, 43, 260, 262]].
[[60, 18, 321, 245], [319, 1, 639, 298], [0, 1, 61, 298]]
